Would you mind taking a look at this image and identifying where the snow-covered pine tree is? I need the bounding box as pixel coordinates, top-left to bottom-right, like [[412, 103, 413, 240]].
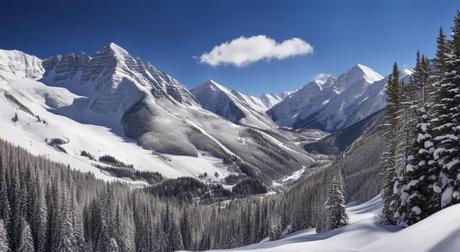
[[31, 179, 47, 252], [56, 188, 77, 252], [180, 208, 192, 250], [17, 217, 34, 252], [432, 12, 460, 208], [0, 162, 12, 248], [0, 219, 9, 252], [431, 27, 451, 211], [395, 50, 438, 226], [164, 204, 184, 251], [399, 104, 436, 226], [268, 214, 282, 241], [382, 63, 402, 225], [324, 171, 348, 230]]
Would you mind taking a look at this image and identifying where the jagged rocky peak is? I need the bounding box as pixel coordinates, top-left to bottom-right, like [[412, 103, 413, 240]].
[[0, 49, 44, 79], [40, 43, 197, 106]]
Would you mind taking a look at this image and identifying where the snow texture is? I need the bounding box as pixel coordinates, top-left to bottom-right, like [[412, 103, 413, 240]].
[[206, 195, 460, 252]]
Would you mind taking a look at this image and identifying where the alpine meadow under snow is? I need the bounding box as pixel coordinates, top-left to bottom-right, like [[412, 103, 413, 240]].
[[0, 2, 460, 252]]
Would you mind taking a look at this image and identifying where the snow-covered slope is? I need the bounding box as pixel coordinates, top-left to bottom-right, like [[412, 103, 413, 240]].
[[209, 196, 460, 252], [190, 79, 278, 129], [0, 45, 314, 181], [0, 70, 236, 182]]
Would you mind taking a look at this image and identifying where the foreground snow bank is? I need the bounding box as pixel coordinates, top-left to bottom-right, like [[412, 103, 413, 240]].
[[362, 202, 460, 252], [209, 196, 460, 252]]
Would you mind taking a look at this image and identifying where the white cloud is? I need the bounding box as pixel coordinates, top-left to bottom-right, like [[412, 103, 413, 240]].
[[199, 35, 313, 67]]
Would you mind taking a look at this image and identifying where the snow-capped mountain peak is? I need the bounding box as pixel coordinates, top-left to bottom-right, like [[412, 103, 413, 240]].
[[202, 79, 232, 93], [269, 64, 387, 131], [349, 64, 384, 84], [106, 42, 129, 56]]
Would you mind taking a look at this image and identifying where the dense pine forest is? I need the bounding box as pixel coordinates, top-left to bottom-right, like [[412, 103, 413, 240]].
[[0, 8, 460, 252]]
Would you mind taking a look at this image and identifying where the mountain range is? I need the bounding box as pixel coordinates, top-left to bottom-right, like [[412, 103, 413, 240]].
[[0, 43, 313, 185], [0, 42, 412, 186]]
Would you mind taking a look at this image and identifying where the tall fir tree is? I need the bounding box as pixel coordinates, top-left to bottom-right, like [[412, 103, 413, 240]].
[[17, 218, 34, 252], [432, 12, 460, 208], [0, 219, 9, 252], [324, 171, 348, 230], [382, 63, 402, 224], [398, 104, 436, 226]]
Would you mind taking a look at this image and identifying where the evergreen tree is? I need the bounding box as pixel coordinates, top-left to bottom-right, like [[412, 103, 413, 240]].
[[0, 219, 9, 252], [432, 12, 460, 208], [17, 218, 34, 252], [268, 214, 282, 241], [324, 172, 348, 230], [398, 104, 436, 226], [382, 63, 402, 224], [31, 179, 48, 252], [0, 164, 12, 248], [180, 208, 192, 250]]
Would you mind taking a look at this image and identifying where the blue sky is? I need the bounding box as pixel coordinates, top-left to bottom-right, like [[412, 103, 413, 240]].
[[0, 0, 458, 95]]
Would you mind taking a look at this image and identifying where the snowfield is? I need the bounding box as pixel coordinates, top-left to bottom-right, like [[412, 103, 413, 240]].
[[0, 71, 236, 183], [208, 196, 460, 252]]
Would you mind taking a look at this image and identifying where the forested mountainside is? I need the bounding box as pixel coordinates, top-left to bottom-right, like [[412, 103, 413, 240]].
[[0, 138, 337, 251]]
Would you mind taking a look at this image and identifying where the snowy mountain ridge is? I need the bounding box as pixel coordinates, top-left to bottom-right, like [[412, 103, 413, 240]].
[[269, 64, 411, 132], [190, 79, 279, 129]]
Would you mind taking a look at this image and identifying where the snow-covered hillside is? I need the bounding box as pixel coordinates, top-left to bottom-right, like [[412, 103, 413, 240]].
[[208, 196, 460, 252], [0, 70, 236, 182], [0, 45, 314, 182], [269, 64, 411, 132]]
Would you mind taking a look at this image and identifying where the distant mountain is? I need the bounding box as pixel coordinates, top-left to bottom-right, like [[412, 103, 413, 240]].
[[268, 74, 337, 128], [269, 64, 411, 132], [231, 91, 281, 112], [190, 79, 278, 129], [0, 44, 313, 183]]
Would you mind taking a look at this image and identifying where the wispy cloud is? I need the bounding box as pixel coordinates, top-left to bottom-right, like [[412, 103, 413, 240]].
[[199, 35, 313, 67]]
